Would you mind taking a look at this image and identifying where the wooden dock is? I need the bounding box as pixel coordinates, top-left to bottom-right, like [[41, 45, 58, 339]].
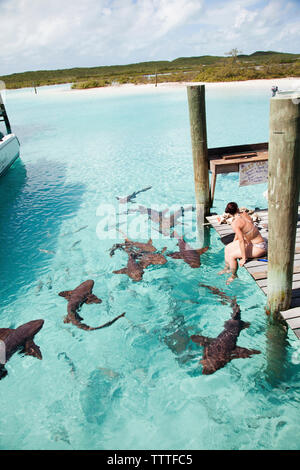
[[206, 207, 300, 339]]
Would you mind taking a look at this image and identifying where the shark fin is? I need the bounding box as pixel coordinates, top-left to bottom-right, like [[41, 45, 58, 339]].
[[167, 252, 182, 259], [85, 294, 102, 304], [231, 346, 261, 359], [196, 246, 209, 255], [241, 321, 251, 330], [58, 290, 73, 299], [191, 334, 214, 346], [113, 268, 128, 275], [23, 340, 43, 360]]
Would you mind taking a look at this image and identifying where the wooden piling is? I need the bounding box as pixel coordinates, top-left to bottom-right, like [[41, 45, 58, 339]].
[[265, 318, 288, 385], [187, 85, 210, 245], [267, 93, 300, 317]]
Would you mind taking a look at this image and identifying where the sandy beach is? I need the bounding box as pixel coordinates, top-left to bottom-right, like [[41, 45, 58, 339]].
[[66, 77, 300, 97]]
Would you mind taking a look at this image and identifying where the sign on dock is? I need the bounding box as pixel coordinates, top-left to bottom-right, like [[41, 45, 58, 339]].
[[239, 160, 268, 186], [208, 143, 268, 205]]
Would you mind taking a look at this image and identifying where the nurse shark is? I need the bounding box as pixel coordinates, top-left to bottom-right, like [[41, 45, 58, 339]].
[[191, 287, 260, 374], [59, 280, 125, 330], [0, 319, 44, 380]]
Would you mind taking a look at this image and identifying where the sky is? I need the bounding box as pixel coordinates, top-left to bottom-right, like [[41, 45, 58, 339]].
[[0, 0, 300, 75]]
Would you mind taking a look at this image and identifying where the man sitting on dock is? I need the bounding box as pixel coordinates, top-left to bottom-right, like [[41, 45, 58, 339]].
[[218, 202, 267, 285]]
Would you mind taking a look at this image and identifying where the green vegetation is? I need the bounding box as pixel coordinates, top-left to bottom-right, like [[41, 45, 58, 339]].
[[1, 51, 299, 90]]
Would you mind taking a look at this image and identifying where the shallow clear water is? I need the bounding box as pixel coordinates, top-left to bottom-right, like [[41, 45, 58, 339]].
[[1, 82, 300, 450]]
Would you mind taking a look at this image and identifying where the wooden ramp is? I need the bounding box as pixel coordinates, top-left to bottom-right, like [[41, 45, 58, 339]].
[[206, 207, 300, 339]]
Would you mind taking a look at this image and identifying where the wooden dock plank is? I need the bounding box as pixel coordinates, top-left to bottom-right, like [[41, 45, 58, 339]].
[[281, 307, 300, 320], [257, 273, 300, 288], [261, 280, 300, 294], [286, 317, 300, 330], [247, 264, 300, 281], [293, 329, 300, 339]]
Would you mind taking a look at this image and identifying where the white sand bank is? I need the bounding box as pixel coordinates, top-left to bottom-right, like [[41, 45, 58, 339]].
[[66, 77, 300, 97]]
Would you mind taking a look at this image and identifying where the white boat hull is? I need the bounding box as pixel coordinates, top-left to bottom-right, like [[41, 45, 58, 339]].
[[0, 134, 20, 176]]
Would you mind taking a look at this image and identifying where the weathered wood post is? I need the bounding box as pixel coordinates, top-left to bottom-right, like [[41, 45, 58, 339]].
[[187, 85, 210, 246], [265, 318, 289, 385], [266, 92, 300, 317]]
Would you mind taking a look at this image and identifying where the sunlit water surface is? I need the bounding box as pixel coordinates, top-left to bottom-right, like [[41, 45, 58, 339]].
[[1, 82, 300, 450]]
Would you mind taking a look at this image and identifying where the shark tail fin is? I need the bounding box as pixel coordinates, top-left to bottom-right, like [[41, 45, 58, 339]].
[[138, 186, 152, 194], [89, 312, 126, 331], [231, 346, 261, 359]]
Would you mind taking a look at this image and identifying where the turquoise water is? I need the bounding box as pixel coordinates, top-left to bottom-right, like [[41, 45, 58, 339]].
[[1, 82, 300, 450]]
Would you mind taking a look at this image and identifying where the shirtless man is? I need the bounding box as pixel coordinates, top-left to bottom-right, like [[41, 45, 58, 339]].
[[218, 202, 267, 285]]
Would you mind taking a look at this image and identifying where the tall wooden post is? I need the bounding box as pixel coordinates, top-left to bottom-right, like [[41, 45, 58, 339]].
[[265, 317, 288, 385], [187, 85, 210, 246], [267, 93, 300, 317]]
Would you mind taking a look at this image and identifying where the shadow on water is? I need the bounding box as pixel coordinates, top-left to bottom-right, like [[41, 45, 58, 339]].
[[0, 157, 85, 305]]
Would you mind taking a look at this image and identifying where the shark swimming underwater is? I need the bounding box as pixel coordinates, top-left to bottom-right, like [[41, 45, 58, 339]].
[[168, 231, 208, 268], [126, 205, 194, 236], [109, 234, 157, 257], [58, 280, 125, 330], [112, 238, 168, 280], [116, 186, 152, 204], [0, 319, 44, 380], [138, 247, 168, 269], [191, 289, 261, 374], [113, 251, 145, 281]]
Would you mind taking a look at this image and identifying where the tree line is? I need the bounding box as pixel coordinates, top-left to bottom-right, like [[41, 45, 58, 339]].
[[1, 51, 299, 90]]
